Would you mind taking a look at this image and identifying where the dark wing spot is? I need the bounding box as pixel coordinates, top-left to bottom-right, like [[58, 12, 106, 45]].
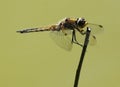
[[99, 25, 103, 28], [92, 35, 96, 39]]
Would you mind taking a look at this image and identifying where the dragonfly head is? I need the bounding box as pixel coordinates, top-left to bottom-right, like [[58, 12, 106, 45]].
[[76, 18, 87, 28]]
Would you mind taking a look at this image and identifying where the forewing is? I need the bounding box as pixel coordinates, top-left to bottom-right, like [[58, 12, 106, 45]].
[[49, 30, 73, 51], [75, 29, 97, 46], [84, 23, 104, 34]]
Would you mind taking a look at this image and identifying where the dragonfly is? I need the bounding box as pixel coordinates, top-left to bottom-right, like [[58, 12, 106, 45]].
[[17, 17, 103, 51]]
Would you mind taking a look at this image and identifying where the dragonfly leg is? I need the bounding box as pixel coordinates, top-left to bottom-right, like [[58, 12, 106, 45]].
[[80, 30, 86, 35], [72, 30, 83, 47], [76, 28, 86, 35]]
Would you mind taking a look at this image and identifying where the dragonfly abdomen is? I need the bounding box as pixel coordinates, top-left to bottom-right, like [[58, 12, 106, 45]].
[[16, 27, 51, 33], [17, 25, 58, 33]]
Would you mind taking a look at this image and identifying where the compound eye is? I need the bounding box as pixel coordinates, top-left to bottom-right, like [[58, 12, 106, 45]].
[[77, 18, 86, 27]]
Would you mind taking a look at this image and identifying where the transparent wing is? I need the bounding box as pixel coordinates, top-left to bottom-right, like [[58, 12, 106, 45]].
[[75, 29, 97, 46], [75, 23, 103, 46], [49, 29, 73, 51], [84, 23, 104, 34]]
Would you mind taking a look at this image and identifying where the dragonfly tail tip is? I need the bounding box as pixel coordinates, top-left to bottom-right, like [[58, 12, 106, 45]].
[[16, 30, 24, 33]]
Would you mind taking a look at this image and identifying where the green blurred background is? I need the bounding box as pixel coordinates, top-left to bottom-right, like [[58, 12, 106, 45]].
[[0, 0, 120, 87]]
